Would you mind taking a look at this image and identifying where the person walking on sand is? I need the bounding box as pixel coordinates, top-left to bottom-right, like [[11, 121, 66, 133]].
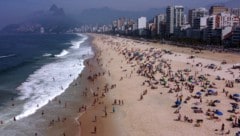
[[94, 126, 97, 133], [177, 114, 181, 121], [221, 123, 225, 132], [113, 106, 115, 113], [140, 94, 143, 100], [105, 111, 107, 117]]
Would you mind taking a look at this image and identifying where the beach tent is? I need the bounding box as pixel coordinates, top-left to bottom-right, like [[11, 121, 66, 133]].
[[175, 100, 181, 106], [208, 89, 216, 94], [196, 92, 202, 96], [216, 76, 221, 80], [213, 100, 221, 103], [236, 131, 240, 136], [133, 52, 140, 57], [234, 97, 240, 102], [215, 110, 223, 116], [233, 63, 240, 69], [208, 89, 216, 92], [233, 94, 240, 97]]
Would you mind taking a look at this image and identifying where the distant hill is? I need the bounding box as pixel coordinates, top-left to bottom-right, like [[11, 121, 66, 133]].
[[1, 4, 80, 33], [77, 7, 166, 25], [49, 4, 65, 16]]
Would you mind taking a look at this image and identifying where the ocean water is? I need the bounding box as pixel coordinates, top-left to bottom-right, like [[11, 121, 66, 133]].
[[0, 33, 93, 124]]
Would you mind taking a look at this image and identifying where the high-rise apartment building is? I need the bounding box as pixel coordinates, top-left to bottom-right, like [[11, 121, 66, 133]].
[[174, 6, 184, 27], [138, 17, 147, 29], [166, 5, 184, 35], [188, 8, 208, 27], [232, 26, 240, 46], [156, 14, 166, 35], [166, 6, 174, 35]]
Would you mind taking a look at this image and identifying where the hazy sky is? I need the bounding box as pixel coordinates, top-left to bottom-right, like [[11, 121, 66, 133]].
[[0, 0, 230, 28]]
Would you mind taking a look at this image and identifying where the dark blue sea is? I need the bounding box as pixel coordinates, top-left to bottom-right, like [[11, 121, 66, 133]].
[[0, 33, 92, 124]]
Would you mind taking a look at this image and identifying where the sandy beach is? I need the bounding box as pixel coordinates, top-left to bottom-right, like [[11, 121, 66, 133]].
[[44, 33, 240, 136], [75, 35, 239, 136]]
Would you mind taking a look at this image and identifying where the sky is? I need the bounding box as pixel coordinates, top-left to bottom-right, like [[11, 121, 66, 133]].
[[0, 0, 230, 28]]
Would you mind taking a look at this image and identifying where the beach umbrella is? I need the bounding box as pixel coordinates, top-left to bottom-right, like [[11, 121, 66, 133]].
[[215, 110, 223, 116], [196, 92, 202, 96], [233, 94, 240, 97]]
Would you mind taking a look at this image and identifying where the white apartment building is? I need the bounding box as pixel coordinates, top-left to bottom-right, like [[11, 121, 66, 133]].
[[138, 17, 147, 29], [166, 5, 184, 35]]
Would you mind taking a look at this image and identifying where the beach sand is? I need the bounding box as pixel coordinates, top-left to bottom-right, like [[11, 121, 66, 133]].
[[45, 33, 240, 136], [77, 35, 240, 136]]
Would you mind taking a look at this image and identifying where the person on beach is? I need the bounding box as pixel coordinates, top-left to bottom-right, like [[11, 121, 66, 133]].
[[105, 111, 108, 117], [113, 106, 115, 113], [221, 123, 225, 133], [177, 114, 181, 121], [140, 94, 143, 100], [94, 126, 97, 133]]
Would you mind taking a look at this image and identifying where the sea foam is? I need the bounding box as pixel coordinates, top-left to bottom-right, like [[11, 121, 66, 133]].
[[15, 34, 91, 120], [42, 53, 52, 57], [0, 54, 16, 59], [71, 34, 88, 49], [54, 50, 69, 57]]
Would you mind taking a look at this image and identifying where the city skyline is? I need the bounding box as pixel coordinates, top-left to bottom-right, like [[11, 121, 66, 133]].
[[0, 0, 233, 29]]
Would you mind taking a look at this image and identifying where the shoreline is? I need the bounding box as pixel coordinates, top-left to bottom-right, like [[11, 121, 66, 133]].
[[0, 34, 98, 136], [45, 34, 113, 136], [45, 36, 98, 136]]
